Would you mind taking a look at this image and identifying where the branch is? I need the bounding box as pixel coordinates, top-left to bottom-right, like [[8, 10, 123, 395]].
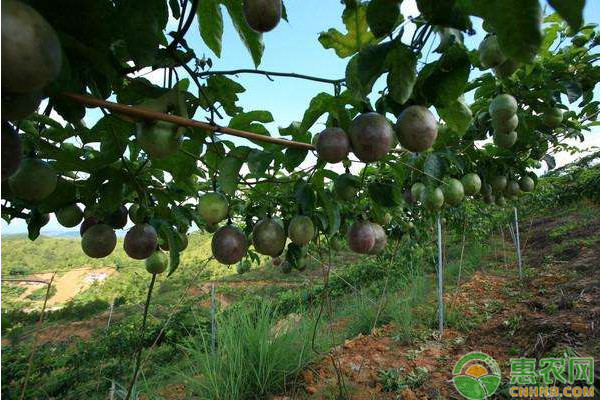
[[196, 69, 345, 85], [58, 92, 316, 150], [164, 0, 199, 54]]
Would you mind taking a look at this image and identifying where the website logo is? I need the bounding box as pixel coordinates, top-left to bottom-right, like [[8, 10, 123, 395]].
[[453, 352, 502, 400]]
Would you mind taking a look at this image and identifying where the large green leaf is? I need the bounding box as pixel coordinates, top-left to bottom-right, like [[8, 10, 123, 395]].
[[218, 146, 251, 195], [346, 42, 393, 99], [547, 0, 585, 31], [366, 0, 402, 38], [317, 189, 341, 235], [204, 75, 245, 116], [197, 0, 224, 57], [417, 0, 471, 30], [220, 0, 264, 66], [319, 3, 380, 58], [368, 182, 402, 207], [386, 44, 417, 105], [437, 98, 473, 135]]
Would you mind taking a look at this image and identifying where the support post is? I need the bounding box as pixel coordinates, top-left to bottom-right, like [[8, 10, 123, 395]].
[[514, 207, 523, 280], [210, 283, 216, 354], [436, 212, 444, 338]]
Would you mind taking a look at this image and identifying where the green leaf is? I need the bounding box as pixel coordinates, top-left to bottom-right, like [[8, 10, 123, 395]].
[[319, 3, 380, 58], [295, 182, 316, 214], [417, 0, 472, 30], [283, 148, 308, 172], [152, 138, 203, 179], [386, 43, 417, 105], [547, 0, 585, 31], [205, 75, 245, 116], [99, 171, 124, 212], [346, 42, 393, 98], [218, 146, 251, 195], [158, 222, 180, 276], [465, 0, 543, 63], [197, 0, 224, 57], [366, 0, 402, 38], [229, 110, 274, 130], [27, 211, 46, 241], [437, 98, 473, 135], [247, 150, 273, 178], [220, 0, 264, 66], [423, 153, 444, 182], [317, 189, 341, 235], [368, 182, 402, 207]]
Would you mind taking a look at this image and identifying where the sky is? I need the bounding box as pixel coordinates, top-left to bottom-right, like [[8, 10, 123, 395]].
[[1, 0, 599, 235]]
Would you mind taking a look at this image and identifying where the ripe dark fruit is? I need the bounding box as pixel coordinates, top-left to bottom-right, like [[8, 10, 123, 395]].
[[483, 194, 495, 205], [124, 223, 158, 260], [56, 204, 83, 228], [368, 223, 387, 255], [334, 173, 360, 201], [493, 59, 520, 78], [478, 35, 506, 68], [243, 0, 282, 33], [347, 220, 376, 254], [494, 131, 517, 149], [489, 94, 518, 121], [81, 224, 117, 259], [288, 215, 315, 246], [491, 176, 507, 193], [145, 250, 168, 274], [9, 158, 57, 202], [481, 183, 492, 197], [443, 178, 465, 207], [2, 1, 62, 93], [212, 225, 248, 265], [411, 182, 425, 200], [542, 108, 563, 128], [348, 112, 394, 162], [461, 173, 482, 196], [316, 127, 350, 164], [253, 218, 286, 256], [2, 91, 42, 120], [80, 217, 99, 236], [420, 187, 444, 211], [128, 204, 146, 224], [2, 122, 22, 180], [519, 176, 535, 192], [492, 114, 518, 134], [395, 106, 438, 153], [105, 205, 128, 229], [198, 192, 229, 225], [137, 121, 182, 160]]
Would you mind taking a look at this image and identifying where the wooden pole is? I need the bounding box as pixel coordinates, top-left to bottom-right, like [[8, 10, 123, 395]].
[[436, 213, 444, 338], [514, 207, 523, 280]]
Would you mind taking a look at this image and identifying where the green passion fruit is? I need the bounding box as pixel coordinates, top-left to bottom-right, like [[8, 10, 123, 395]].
[[395, 105, 438, 153], [492, 114, 519, 134], [493, 59, 520, 78], [1, 1, 62, 93], [288, 215, 315, 246], [81, 224, 117, 259], [56, 204, 83, 228], [491, 176, 508, 193], [316, 127, 350, 164], [519, 176, 535, 192], [136, 121, 182, 160], [494, 131, 517, 149], [478, 35, 506, 68], [124, 223, 158, 260], [461, 173, 482, 196], [420, 186, 444, 211], [212, 225, 248, 265], [252, 218, 286, 256], [411, 182, 425, 200], [483, 194, 495, 205], [348, 112, 394, 162], [243, 0, 282, 33], [542, 108, 564, 128], [347, 220, 376, 254], [9, 158, 57, 202], [489, 94, 518, 121], [442, 178, 465, 207], [504, 180, 520, 197], [495, 196, 507, 207], [145, 250, 169, 274], [334, 173, 360, 201], [481, 183, 493, 197], [198, 192, 229, 225], [2, 121, 22, 180]]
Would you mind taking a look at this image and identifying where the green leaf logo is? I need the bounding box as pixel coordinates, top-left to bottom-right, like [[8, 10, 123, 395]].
[[453, 352, 501, 399]]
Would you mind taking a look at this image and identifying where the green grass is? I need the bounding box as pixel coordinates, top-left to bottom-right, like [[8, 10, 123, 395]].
[[26, 284, 57, 301]]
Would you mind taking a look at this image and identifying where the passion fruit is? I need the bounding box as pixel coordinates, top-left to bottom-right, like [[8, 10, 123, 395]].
[[145, 250, 169, 274], [2, 121, 22, 180], [56, 204, 83, 228], [316, 127, 350, 164], [493, 59, 520, 78], [494, 131, 517, 149], [495, 196, 507, 207], [136, 121, 182, 160], [492, 114, 518, 134], [491, 176, 507, 193], [368, 223, 387, 254], [159, 231, 188, 252], [212, 225, 248, 265], [504, 180, 520, 197], [243, 0, 282, 33], [461, 173, 482, 196], [288, 215, 315, 246], [542, 107, 563, 128], [9, 158, 57, 202], [334, 173, 360, 201], [1, 1, 62, 93], [105, 205, 128, 229], [483, 194, 495, 205], [411, 182, 425, 200], [128, 204, 145, 224], [478, 35, 506, 68], [481, 183, 492, 197], [420, 186, 444, 211], [81, 224, 117, 259], [198, 192, 229, 225], [442, 178, 464, 207], [252, 217, 286, 256], [2, 91, 42, 120], [395, 106, 438, 153], [374, 212, 392, 226], [80, 217, 99, 236], [348, 112, 394, 162], [347, 220, 376, 254], [489, 94, 518, 121], [124, 223, 158, 260], [519, 176, 535, 192]]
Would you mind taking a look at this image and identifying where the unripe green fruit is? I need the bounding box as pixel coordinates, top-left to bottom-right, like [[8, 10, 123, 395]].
[[493, 59, 520, 78], [105, 205, 128, 229], [395, 105, 438, 152], [483, 194, 495, 205], [237, 259, 251, 274], [252, 218, 286, 256], [128, 204, 145, 224], [411, 182, 425, 200], [491, 176, 507, 193], [420, 186, 444, 211], [542, 108, 563, 128], [145, 250, 169, 274], [348, 112, 394, 162], [478, 35, 506, 68], [489, 94, 518, 121], [81, 224, 117, 259], [461, 173, 482, 196], [495, 196, 507, 207], [481, 183, 493, 197], [56, 204, 84, 228], [334, 173, 360, 201], [505, 180, 520, 197], [198, 192, 229, 225], [9, 158, 57, 202], [288, 215, 315, 246], [492, 114, 518, 134], [136, 121, 182, 160], [519, 176, 535, 192], [494, 131, 517, 149], [442, 178, 465, 206]]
